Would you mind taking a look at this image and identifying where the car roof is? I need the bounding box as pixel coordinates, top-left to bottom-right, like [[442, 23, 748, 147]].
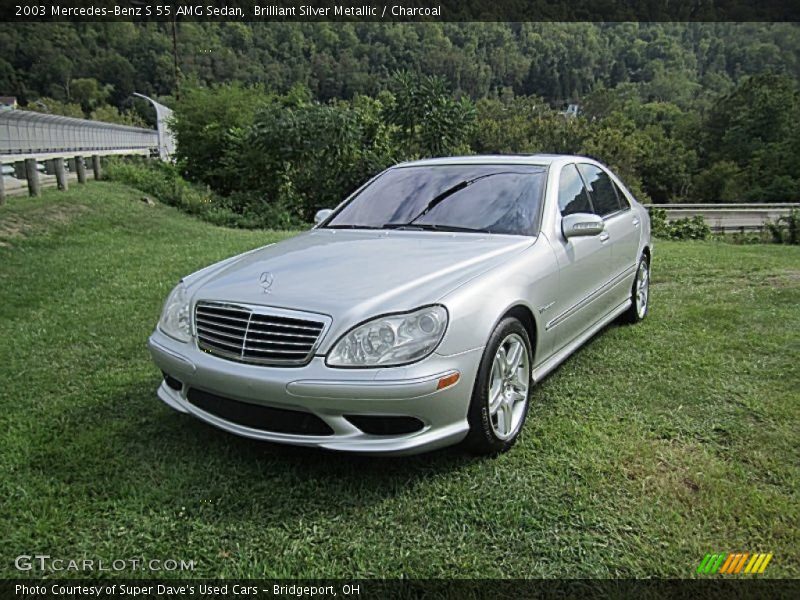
[[393, 154, 597, 169]]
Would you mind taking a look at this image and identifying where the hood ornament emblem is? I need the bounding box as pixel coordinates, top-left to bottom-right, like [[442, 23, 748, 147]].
[[259, 271, 275, 294]]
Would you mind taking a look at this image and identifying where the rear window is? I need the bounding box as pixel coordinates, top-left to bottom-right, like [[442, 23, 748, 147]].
[[613, 181, 631, 209], [578, 164, 623, 217]]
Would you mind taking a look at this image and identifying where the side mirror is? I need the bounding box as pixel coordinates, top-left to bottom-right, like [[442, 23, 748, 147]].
[[314, 209, 333, 226], [562, 213, 605, 239]]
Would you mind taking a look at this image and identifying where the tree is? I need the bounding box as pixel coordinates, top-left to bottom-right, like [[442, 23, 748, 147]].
[[90, 105, 147, 127], [24, 97, 83, 118], [700, 73, 800, 202], [239, 95, 397, 220], [96, 55, 136, 107], [171, 83, 268, 194], [383, 71, 476, 157], [69, 78, 112, 114], [704, 73, 798, 166]]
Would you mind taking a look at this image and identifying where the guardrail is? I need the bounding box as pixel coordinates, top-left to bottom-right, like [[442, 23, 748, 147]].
[[646, 203, 800, 232], [0, 108, 170, 203], [0, 110, 159, 161]]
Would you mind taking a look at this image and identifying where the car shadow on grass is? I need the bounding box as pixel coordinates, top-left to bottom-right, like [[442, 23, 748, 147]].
[[24, 318, 635, 532], [25, 378, 482, 527]]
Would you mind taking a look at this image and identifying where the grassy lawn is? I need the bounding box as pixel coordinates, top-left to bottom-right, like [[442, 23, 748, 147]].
[[1, 182, 798, 579]]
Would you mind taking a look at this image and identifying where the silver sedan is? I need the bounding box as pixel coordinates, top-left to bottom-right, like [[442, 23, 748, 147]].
[[149, 155, 651, 455]]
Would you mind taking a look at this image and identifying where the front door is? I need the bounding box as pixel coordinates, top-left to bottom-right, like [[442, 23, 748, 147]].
[[547, 163, 614, 352], [578, 164, 640, 308]]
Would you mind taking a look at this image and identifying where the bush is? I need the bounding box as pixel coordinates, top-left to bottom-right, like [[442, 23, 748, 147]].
[[104, 158, 303, 230], [648, 207, 711, 240], [171, 83, 268, 195], [648, 207, 670, 238], [767, 209, 800, 244], [105, 159, 209, 215], [668, 216, 712, 240]]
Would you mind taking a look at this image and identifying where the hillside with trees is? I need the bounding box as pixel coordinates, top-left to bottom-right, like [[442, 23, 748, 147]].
[[2, 22, 799, 222], [2, 23, 798, 107]]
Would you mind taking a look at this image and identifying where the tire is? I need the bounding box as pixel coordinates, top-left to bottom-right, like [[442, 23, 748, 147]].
[[466, 317, 533, 455], [621, 255, 650, 324]]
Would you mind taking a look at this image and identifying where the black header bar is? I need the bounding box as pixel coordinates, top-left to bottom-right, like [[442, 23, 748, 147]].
[[4, 1, 800, 23]]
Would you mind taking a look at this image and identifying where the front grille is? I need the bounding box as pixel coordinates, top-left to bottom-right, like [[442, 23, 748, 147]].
[[187, 388, 333, 435], [195, 301, 326, 366]]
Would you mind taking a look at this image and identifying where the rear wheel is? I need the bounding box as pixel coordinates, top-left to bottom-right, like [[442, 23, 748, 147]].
[[621, 255, 650, 324], [466, 317, 532, 455]]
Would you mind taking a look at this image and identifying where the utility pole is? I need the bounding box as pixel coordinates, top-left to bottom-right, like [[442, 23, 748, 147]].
[[172, 18, 181, 101]]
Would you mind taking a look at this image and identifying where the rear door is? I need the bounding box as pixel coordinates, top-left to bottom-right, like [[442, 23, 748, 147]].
[[609, 177, 642, 273], [578, 164, 640, 309], [547, 163, 614, 352]]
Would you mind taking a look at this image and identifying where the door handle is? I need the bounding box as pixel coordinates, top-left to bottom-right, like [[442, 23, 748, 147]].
[[599, 232, 610, 242], [632, 217, 640, 227]]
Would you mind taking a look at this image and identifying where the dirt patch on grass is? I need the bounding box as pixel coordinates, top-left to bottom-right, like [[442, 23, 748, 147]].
[[0, 203, 88, 246], [764, 270, 800, 288], [620, 439, 711, 498]]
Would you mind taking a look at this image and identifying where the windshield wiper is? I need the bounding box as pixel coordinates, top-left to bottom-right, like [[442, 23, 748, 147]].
[[324, 224, 384, 230], [393, 171, 519, 227], [382, 223, 491, 233]]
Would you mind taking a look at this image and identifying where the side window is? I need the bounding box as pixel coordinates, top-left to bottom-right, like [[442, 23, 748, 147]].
[[558, 164, 593, 216], [578, 164, 622, 217], [613, 180, 631, 210]]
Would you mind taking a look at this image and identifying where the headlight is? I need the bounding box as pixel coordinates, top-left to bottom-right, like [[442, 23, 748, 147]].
[[326, 305, 448, 367], [158, 282, 191, 343]]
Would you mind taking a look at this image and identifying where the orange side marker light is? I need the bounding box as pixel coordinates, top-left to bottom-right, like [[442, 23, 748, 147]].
[[437, 372, 460, 390]]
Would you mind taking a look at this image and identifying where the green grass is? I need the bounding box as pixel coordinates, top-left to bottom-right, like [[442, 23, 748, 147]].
[[1, 182, 798, 579]]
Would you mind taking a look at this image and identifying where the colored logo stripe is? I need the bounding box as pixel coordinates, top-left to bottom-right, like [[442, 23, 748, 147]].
[[745, 553, 773, 574], [698, 553, 773, 574], [697, 554, 725, 574], [730, 553, 749, 574]]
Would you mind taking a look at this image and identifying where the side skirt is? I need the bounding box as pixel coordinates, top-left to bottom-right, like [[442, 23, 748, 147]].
[[531, 298, 632, 384]]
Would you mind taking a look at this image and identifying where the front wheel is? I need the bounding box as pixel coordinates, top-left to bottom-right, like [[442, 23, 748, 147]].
[[621, 255, 650, 324], [466, 317, 532, 455]]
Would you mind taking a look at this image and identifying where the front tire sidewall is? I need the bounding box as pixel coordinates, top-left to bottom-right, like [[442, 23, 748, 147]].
[[467, 317, 532, 455]]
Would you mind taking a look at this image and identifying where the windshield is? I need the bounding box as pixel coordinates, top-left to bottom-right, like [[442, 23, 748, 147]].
[[325, 164, 547, 235]]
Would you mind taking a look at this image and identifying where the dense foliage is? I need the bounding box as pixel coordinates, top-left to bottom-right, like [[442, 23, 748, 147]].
[[163, 71, 800, 225], [4, 22, 800, 224], [3, 23, 798, 106]]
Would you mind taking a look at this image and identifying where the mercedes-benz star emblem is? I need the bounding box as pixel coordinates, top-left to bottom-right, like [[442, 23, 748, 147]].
[[259, 271, 275, 294]]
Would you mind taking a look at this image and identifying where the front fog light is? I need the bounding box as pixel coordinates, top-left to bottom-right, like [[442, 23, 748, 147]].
[[158, 282, 192, 343], [326, 305, 448, 367]]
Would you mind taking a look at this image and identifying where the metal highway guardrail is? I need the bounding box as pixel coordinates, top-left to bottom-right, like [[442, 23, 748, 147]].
[[646, 203, 800, 232]]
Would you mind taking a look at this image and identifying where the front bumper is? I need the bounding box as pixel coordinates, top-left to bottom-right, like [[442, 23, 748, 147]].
[[148, 330, 483, 455]]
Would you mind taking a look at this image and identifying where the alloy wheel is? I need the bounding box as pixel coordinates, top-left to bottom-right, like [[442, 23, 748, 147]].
[[636, 260, 649, 318], [487, 333, 530, 440]]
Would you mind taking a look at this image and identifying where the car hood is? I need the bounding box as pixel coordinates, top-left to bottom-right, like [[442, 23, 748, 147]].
[[189, 229, 534, 324]]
